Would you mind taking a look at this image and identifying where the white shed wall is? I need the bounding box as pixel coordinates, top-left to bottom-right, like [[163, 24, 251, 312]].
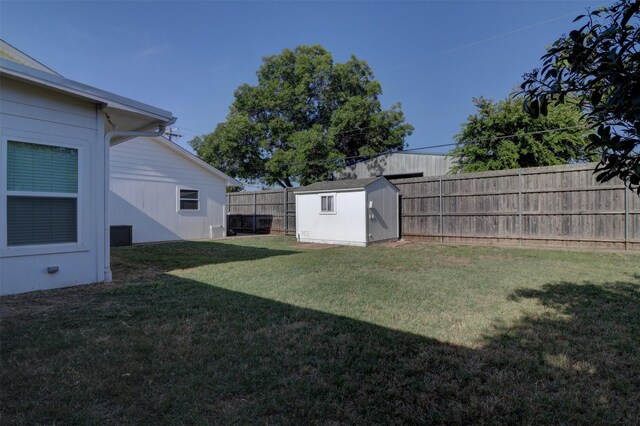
[[110, 137, 227, 243], [295, 191, 366, 246], [0, 78, 106, 295], [366, 179, 400, 243]]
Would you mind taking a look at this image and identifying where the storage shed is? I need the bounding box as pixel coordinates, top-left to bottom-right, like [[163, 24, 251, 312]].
[[295, 177, 399, 246]]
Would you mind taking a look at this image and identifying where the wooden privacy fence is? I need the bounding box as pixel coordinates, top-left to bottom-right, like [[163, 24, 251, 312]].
[[227, 163, 640, 250], [394, 163, 639, 250], [227, 189, 296, 235]]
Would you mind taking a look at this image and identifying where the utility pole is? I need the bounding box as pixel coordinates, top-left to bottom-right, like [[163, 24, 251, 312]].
[[165, 127, 183, 142]]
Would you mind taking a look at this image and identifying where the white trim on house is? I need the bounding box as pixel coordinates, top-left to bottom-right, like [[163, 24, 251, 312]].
[[0, 134, 88, 258], [176, 186, 200, 212]]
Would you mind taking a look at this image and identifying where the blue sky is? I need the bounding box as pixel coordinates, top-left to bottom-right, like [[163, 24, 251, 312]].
[[1, 0, 602, 154]]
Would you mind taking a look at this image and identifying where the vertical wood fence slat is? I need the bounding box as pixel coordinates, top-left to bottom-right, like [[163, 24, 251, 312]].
[[439, 177, 443, 243], [518, 170, 523, 245], [252, 192, 257, 234], [283, 188, 288, 235], [625, 182, 630, 250], [227, 163, 639, 250]]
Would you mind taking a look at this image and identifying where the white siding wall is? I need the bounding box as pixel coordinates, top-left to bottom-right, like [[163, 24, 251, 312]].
[[0, 78, 105, 295], [366, 180, 400, 243], [295, 191, 366, 246], [110, 137, 227, 243]]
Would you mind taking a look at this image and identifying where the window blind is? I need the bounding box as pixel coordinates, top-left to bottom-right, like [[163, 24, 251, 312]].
[[7, 197, 77, 246], [7, 141, 78, 193], [6, 141, 79, 246]]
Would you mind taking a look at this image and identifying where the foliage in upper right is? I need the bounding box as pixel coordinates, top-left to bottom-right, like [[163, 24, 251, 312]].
[[521, 0, 640, 193], [451, 96, 595, 173]]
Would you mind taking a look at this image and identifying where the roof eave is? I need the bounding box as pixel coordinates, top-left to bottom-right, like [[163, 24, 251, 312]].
[[294, 187, 367, 194], [0, 58, 174, 123]]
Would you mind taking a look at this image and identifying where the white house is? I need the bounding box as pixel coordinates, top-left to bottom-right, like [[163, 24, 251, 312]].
[[295, 177, 400, 246], [110, 136, 241, 244], [0, 41, 175, 295]]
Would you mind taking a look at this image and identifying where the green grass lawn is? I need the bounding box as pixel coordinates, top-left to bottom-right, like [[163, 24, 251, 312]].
[[1, 236, 639, 424]]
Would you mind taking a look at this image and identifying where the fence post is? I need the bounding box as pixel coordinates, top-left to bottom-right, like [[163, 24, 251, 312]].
[[625, 181, 630, 250], [518, 171, 523, 245], [439, 177, 443, 242], [398, 194, 403, 238], [226, 193, 230, 233], [253, 192, 257, 234], [283, 188, 288, 235]]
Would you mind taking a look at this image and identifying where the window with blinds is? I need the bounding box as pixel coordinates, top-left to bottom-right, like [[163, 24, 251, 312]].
[[6, 141, 78, 246]]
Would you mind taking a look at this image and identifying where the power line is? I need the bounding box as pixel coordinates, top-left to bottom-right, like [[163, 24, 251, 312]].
[[176, 3, 606, 167], [274, 125, 590, 168], [380, 7, 597, 74], [175, 126, 211, 135], [176, 6, 604, 140], [164, 127, 183, 142]]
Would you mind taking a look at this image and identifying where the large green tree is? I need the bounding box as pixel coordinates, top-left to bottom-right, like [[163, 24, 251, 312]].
[[521, 0, 640, 192], [190, 45, 413, 187], [450, 96, 595, 173]]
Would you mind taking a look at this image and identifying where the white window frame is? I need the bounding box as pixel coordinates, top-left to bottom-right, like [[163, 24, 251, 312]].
[[0, 136, 86, 257], [177, 186, 200, 212], [319, 193, 337, 215]]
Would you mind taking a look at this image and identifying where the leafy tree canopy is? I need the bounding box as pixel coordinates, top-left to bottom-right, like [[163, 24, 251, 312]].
[[190, 45, 413, 187], [451, 96, 595, 173], [521, 0, 640, 192]]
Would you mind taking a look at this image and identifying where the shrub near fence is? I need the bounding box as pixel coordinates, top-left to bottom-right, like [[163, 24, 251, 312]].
[[227, 163, 640, 250]]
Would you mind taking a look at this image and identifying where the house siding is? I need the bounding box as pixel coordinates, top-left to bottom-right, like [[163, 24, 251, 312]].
[[0, 78, 105, 295], [110, 137, 227, 243]]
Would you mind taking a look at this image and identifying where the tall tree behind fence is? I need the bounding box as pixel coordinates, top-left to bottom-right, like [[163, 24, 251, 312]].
[[227, 163, 640, 250]]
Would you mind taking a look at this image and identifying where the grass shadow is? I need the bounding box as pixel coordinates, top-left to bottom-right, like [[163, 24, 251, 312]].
[[485, 279, 640, 423], [1, 249, 639, 423], [111, 240, 298, 283]]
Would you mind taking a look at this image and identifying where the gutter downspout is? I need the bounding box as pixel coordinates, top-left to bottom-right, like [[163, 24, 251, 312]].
[[102, 121, 175, 282]]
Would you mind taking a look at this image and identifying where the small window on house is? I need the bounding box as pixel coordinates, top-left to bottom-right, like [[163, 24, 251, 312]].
[[320, 195, 335, 213], [179, 189, 199, 210], [6, 141, 78, 246]]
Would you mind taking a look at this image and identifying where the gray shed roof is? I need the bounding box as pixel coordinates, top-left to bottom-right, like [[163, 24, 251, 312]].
[[295, 177, 390, 193]]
